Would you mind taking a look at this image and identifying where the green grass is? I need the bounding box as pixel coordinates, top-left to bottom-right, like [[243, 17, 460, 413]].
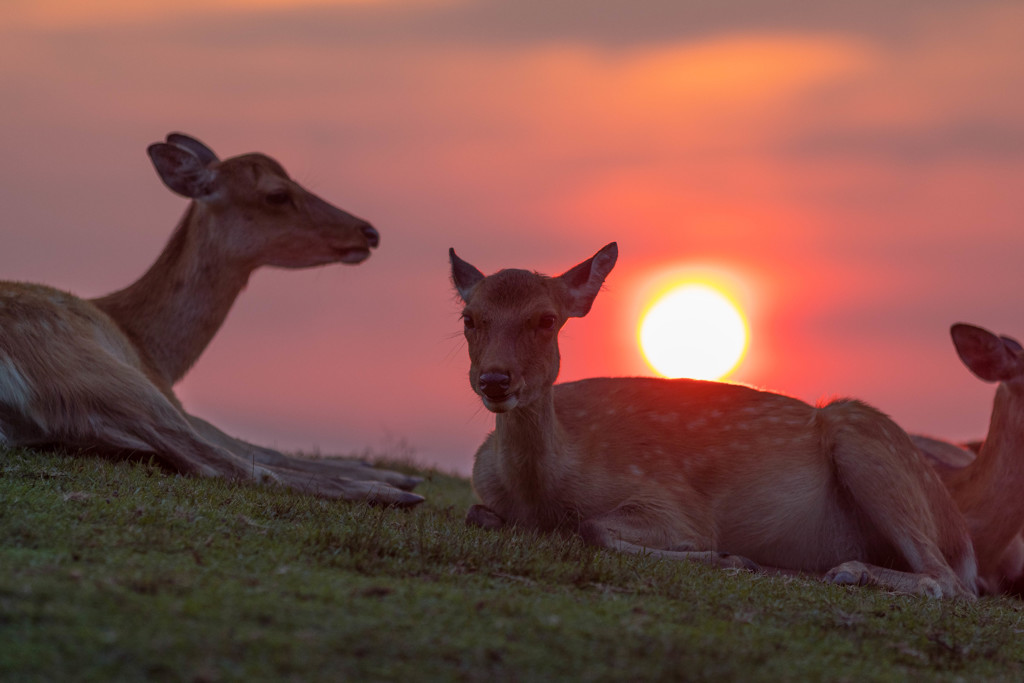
[[2, 447, 1024, 682]]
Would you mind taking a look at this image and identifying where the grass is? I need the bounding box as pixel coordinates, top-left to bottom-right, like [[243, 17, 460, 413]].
[[3, 447, 1024, 682]]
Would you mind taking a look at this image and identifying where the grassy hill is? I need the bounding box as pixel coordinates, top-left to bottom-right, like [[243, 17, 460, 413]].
[[2, 446, 1023, 681]]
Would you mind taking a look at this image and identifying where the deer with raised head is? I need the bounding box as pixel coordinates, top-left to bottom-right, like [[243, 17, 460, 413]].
[[0, 133, 422, 507], [450, 242, 977, 598], [912, 324, 1024, 594]]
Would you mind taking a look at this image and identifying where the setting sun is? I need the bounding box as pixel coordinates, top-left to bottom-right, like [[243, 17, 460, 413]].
[[638, 283, 749, 380]]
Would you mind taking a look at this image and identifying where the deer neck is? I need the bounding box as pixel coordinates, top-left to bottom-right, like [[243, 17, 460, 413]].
[[90, 205, 253, 388], [492, 386, 571, 515], [971, 385, 1024, 490], [952, 383, 1024, 565]]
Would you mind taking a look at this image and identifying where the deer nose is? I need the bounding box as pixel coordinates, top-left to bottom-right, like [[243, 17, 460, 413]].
[[362, 222, 380, 249], [478, 372, 511, 400]]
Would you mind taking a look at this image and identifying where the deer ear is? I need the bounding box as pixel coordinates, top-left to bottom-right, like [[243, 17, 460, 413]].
[[148, 143, 219, 199], [450, 248, 486, 302], [1000, 335, 1023, 353], [558, 242, 618, 318], [951, 323, 1024, 383], [165, 133, 219, 166]]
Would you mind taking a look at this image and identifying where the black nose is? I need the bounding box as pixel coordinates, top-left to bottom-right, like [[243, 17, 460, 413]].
[[478, 372, 511, 400], [362, 222, 380, 248]]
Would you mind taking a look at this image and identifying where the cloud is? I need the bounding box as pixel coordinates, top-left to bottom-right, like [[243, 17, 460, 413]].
[[3, 0, 455, 31], [8, 0, 1011, 48], [786, 121, 1024, 165], [776, 3, 1024, 164]]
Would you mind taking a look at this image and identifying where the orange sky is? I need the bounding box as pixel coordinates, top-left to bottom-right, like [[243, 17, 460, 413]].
[[2, 0, 1023, 472]]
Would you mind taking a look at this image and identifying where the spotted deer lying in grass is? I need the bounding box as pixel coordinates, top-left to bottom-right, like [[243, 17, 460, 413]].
[[450, 242, 977, 598], [912, 324, 1024, 594], [0, 133, 422, 507]]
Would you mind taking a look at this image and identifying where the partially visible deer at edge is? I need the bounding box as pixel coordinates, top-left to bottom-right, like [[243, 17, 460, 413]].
[[450, 242, 977, 598], [913, 323, 1024, 594], [0, 133, 422, 507]]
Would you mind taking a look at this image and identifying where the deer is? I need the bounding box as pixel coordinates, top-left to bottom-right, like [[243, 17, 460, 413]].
[[449, 242, 977, 598], [0, 133, 422, 507], [911, 324, 1024, 595]]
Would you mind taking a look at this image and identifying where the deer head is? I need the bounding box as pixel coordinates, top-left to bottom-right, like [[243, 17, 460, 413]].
[[450, 242, 618, 412], [147, 133, 379, 269]]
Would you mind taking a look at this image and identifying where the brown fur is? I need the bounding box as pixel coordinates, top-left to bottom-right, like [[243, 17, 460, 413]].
[[0, 133, 421, 507], [452, 243, 977, 598]]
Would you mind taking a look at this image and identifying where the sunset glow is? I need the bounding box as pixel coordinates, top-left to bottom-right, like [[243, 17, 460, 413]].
[[638, 283, 749, 381]]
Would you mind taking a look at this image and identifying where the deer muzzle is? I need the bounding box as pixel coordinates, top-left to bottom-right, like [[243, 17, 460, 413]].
[[478, 372, 511, 401]]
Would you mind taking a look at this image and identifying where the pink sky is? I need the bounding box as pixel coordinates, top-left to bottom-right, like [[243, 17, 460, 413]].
[[2, 1, 1023, 473]]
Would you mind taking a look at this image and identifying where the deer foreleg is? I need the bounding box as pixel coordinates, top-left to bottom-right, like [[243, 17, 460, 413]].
[[183, 413, 424, 504], [579, 507, 759, 571]]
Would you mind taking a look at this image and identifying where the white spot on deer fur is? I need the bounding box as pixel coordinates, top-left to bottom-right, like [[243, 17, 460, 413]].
[[629, 465, 644, 477], [0, 359, 33, 410]]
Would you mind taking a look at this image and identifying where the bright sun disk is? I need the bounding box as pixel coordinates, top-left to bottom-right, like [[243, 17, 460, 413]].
[[638, 283, 749, 381]]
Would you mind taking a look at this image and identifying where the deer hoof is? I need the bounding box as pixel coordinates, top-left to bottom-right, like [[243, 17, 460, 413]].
[[397, 491, 426, 508], [915, 577, 944, 599], [825, 562, 871, 587], [252, 466, 281, 484], [718, 552, 760, 572], [466, 504, 504, 530], [365, 487, 424, 508]]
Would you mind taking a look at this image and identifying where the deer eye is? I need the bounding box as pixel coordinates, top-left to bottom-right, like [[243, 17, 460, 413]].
[[264, 190, 290, 206], [538, 314, 557, 331], [462, 313, 476, 330]]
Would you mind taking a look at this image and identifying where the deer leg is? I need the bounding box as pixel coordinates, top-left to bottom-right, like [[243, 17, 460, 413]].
[[579, 506, 759, 571], [605, 539, 760, 571], [1000, 536, 1024, 596], [182, 414, 423, 506], [270, 458, 423, 492], [823, 560, 948, 597], [828, 434, 978, 600], [13, 361, 422, 505], [263, 465, 424, 507], [8, 358, 265, 481], [184, 413, 422, 491]]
